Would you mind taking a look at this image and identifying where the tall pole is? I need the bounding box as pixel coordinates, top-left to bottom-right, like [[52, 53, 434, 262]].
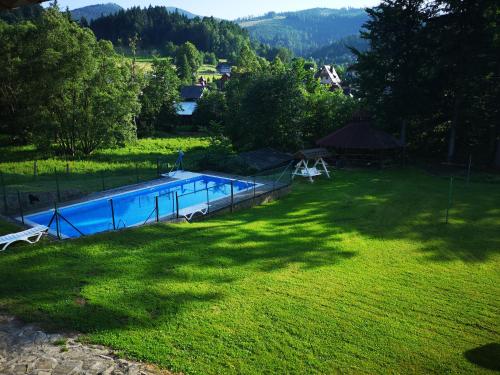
[[109, 199, 116, 230], [155, 195, 160, 222], [54, 202, 61, 240], [54, 168, 61, 202], [230, 181, 234, 213], [17, 190, 24, 224], [445, 177, 454, 224], [0, 172, 7, 212], [466, 155, 472, 185], [176, 192, 179, 219]]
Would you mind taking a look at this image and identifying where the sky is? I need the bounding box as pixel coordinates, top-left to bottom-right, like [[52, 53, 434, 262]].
[[51, 0, 381, 20]]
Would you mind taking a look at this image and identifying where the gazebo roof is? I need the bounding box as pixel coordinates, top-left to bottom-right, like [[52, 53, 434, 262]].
[[317, 121, 403, 150], [294, 148, 331, 160]]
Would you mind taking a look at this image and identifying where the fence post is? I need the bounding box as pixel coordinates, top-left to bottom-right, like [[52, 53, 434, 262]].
[[54, 202, 61, 240], [136, 163, 139, 184], [253, 176, 256, 201], [33, 160, 38, 178], [175, 192, 179, 219], [66, 163, 70, 175], [206, 187, 210, 214], [230, 181, 234, 213], [157, 158, 160, 177], [171, 191, 175, 216], [109, 199, 116, 230], [101, 171, 106, 191], [466, 155, 472, 185], [445, 177, 454, 224], [54, 168, 61, 202], [155, 195, 159, 223], [17, 190, 24, 224], [1, 172, 7, 213]]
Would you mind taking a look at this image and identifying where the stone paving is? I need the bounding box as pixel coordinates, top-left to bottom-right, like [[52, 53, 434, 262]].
[[0, 315, 171, 375]]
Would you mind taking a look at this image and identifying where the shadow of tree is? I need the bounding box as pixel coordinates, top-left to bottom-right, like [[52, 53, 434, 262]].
[[0, 167, 498, 373], [464, 343, 500, 371]]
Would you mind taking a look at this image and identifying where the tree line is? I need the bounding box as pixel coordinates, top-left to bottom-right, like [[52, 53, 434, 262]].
[[88, 6, 251, 61], [353, 0, 500, 166]]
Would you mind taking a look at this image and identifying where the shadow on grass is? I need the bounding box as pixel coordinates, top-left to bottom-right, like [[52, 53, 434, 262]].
[[464, 343, 500, 371], [0, 168, 498, 335]]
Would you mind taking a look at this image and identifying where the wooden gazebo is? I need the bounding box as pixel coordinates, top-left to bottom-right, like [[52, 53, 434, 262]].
[[317, 120, 403, 167], [292, 148, 331, 183]]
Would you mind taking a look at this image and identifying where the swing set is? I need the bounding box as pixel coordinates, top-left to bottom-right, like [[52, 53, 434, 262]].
[[292, 148, 331, 183]]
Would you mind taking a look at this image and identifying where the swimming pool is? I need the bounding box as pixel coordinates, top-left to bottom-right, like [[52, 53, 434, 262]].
[[23, 174, 255, 238]]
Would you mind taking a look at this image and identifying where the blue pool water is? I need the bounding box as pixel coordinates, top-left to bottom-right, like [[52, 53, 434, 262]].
[[24, 175, 254, 238]]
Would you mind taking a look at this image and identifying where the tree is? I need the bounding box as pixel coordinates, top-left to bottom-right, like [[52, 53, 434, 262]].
[[138, 57, 180, 136], [192, 91, 227, 131], [177, 54, 193, 83], [176, 41, 202, 75], [0, 6, 141, 155], [0, 20, 38, 143], [204, 52, 218, 65], [234, 44, 268, 74], [353, 0, 431, 146]]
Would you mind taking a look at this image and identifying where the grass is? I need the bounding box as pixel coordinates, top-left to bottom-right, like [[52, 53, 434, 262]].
[[0, 136, 210, 196], [0, 168, 499, 374], [126, 57, 222, 79]]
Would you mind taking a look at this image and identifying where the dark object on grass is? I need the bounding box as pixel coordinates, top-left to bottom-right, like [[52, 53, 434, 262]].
[[464, 343, 500, 371], [28, 194, 40, 205]]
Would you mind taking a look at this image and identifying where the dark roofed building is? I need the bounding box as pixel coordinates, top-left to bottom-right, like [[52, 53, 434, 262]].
[[317, 119, 403, 168], [180, 85, 205, 101], [317, 121, 403, 150], [216, 63, 232, 75], [239, 148, 293, 172]]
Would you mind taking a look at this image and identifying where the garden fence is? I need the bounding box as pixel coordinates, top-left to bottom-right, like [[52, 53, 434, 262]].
[[4, 161, 294, 239]]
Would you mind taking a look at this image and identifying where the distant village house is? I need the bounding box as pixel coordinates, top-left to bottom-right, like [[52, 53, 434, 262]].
[[316, 65, 342, 90], [176, 85, 206, 116], [216, 63, 232, 75]]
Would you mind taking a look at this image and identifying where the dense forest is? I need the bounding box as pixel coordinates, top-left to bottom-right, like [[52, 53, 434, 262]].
[[89, 6, 251, 59], [238, 8, 368, 57], [0, 1, 498, 167], [353, 0, 500, 166], [311, 35, 369, 65]]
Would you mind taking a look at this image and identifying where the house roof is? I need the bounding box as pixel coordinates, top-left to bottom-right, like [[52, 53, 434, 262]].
[[317, 65, 341, 84], [180, 86, 205, 100], [239, 148, 293, 171], [176, 101, 198, 116], [317, 121, 404, 150], [294, 148, 331, 160]]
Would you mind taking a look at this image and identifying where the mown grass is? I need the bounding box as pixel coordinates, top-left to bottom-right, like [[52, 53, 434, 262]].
[[0, 168, 499, 374], [0, 137, 210, 195]]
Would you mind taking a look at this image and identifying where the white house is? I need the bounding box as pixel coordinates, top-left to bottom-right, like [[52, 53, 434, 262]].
[[316, 65, 342, 88]]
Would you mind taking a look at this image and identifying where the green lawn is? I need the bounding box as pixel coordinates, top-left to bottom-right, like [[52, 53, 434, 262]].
[[0, 169, 499, 374], [0, 136, 209, 196]]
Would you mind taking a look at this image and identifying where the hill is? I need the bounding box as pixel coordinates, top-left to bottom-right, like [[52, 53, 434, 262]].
[[165, 7, 198, 19], [310, 35, 369, 64], [89, 6, 250, 59], [238, 8, 368, 57], [70, 3, 123, 21]]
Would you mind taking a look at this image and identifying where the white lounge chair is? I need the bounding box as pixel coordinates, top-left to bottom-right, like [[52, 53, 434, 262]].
[[0, 225, 48, 251], [178, 204, 209, 221]]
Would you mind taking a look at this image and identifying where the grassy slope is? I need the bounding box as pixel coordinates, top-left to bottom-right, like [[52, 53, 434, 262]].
[[0, 137, 209, 193], [0, 169, 499, 374]]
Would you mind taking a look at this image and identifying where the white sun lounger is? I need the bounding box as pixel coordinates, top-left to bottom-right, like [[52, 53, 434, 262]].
[[0, 225, 48, 251], [178, 204, 209, 221]]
